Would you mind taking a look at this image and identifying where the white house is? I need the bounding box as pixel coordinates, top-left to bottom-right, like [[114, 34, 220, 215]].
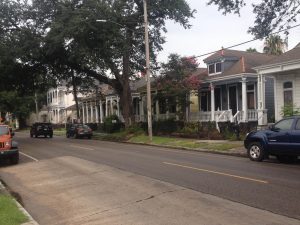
[[254, 43, 300, 122]]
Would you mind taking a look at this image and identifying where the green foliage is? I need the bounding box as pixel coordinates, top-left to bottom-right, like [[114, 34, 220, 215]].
[[246, 47, 258, 53], [152, 118, 179, 135], [0, 194, 28, 225], [281, 104, 300, 117], [263, 35, 287, 55], [207, 0, 300, 38], [103, 115, 123, 133]]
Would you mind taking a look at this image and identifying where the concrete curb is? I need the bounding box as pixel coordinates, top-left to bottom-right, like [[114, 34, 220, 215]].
[[92, 136, 248, 158], [0, 181, 39, 225]]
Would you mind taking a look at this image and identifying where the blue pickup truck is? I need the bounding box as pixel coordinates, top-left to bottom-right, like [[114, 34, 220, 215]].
[[244, 116, 300, 162]]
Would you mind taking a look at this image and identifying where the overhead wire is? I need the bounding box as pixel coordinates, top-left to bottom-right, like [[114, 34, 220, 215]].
[[193, 23, 300, 59]]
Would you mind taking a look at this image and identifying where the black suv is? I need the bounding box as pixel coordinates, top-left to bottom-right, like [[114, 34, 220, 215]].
[[66, 124, 92, 139], [30, 123, 53, 138], [244, 116, 300, 162]]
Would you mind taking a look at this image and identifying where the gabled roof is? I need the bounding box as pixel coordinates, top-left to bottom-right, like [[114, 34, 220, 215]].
[[257, 42, 300, 67], [203, 49, 276, 77]]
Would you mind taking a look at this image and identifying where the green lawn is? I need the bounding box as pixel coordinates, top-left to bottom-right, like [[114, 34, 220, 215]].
[[0, 194, 28, 225], [129, 135, 242, 151]]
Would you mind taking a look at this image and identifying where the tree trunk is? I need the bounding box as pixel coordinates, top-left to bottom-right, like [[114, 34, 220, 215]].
[[71, 70, 80, 122], [118, 79, 134, 127]]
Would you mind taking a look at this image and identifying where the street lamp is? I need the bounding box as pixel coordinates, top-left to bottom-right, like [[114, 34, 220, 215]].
[[96, 0, 153, 141]]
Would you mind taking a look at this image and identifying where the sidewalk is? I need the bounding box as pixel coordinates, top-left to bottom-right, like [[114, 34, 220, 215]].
[[0, 156, 299, 225]]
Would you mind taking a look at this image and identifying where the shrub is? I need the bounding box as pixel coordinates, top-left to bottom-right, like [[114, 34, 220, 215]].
[[103, 115, 123, 133], [281, 104, 300, 117]]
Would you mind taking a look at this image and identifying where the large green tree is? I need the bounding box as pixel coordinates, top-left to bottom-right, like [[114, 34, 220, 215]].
[[0, 0, 195, 126], [208, 0, 300, 38]]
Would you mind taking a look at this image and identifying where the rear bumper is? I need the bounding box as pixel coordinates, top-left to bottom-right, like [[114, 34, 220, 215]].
[[0, 149, 19, 157]]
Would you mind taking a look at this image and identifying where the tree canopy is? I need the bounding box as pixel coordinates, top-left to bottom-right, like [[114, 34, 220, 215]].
[[208, 0, 300, 38], [0, 0, 196, 126]]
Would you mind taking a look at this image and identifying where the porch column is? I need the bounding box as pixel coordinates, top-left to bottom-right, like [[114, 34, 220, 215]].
[[99, 100, 104, 123], [95, 102, 99, 123], [257, 74, 267, 125], [156, 100, 159, 121], [110, 97, 113, 115], [105, 98, 108, 117], [117, 96, 120, 117], [140, 97, 144, 122], [166, 99, 169, 119], [57, 109, 60, 124], [242, 77, 248, 122], [82, 103, 85, 123], [90, 103, 94, 123], [85, 102, 89, 123], [210, 83, 215, 121]]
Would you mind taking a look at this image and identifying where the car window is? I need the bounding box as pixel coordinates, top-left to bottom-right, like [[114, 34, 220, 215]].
[[0, 126, 9, 135], [295, 119, 300, 130], [274, 118, 294, 130]]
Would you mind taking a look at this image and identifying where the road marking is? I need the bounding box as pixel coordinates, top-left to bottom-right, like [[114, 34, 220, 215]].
[[163, 162, 269, 184], [70, 145, 95, 151], [20, 152, 39, 162]]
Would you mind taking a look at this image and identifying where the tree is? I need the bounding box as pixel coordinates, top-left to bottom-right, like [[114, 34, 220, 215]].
[[246, 48, 258, 53], [156, 54, 201, 120], [263, 35, 287, 55], [207, 0, 300, 38], [0, 0, 196, 127]]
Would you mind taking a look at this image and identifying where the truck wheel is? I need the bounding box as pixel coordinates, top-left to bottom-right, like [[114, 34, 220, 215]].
[[247, 142, 265, 162], [10, 152, 19, 165]]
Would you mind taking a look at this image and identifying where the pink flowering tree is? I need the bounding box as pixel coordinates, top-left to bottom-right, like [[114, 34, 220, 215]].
[[155, 54, 202, 120]]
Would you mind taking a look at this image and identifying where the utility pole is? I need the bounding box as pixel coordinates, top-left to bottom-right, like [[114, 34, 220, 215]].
[[143, 0, 153, 141], [35, 92, 39, 122]]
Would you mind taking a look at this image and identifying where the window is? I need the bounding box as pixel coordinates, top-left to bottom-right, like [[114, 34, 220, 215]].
[[208, 62, 222, 75], [208, 64, 215, 74], [216, 63, 222, 73], [283, 81, 293, 106], [274, 118, 294, 130], [296, 119, 300, 130]]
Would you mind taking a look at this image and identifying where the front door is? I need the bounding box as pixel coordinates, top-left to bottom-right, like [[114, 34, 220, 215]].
[[229, 86, 237, 115]]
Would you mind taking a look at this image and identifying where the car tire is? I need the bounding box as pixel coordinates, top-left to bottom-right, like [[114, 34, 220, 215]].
[[10, 152, 19, 165], [30, 133, 33, 138], [276, 155, 297, 163], [75, 134, 78, 139], [35, 134, 38, 138], [66, 133, 70, 138], [88, 135, 91, 139], [247, 142, 265, 162], [50, 135, 53, 138]]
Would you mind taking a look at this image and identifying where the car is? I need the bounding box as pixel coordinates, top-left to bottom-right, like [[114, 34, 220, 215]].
[[30, 122, 53, 138], [0, 124, 19, 164], [66, 124, 92, 139], [244, 116, 300, 162]]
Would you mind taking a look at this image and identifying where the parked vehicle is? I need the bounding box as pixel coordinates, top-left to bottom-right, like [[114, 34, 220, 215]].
[[30, 123, 53, 138], [66, 124, 92, 139], [244, 116, 300, 162], [0, 125, 19, 164]]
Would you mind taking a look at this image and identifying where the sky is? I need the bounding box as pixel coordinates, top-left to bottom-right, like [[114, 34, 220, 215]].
[[157, 0, 300, 67]]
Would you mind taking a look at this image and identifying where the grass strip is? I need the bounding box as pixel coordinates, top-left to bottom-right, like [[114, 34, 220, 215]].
[[0, 194, 28, 225], [129, 135, 242, 151]]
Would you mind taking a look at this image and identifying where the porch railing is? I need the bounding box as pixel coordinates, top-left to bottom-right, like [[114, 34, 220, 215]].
[[247, 109, 258, 121]]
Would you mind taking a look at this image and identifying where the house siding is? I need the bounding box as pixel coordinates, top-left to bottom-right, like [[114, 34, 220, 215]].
[[274, 74, 300, 121]]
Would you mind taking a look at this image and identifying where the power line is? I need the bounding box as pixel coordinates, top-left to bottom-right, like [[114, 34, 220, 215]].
[[194, 23, 300, 59]]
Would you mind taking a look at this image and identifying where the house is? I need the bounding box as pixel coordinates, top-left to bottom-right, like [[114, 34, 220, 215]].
[[189, 49, 276, 126], [254, 43, 300, 121]]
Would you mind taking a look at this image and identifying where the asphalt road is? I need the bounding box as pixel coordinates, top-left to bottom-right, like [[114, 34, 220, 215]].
[[2, 132, 300, 220]]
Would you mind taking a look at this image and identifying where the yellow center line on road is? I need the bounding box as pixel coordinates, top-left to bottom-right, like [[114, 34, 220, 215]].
[[70, 145, 95, 151], [163, 162, 269, 184]]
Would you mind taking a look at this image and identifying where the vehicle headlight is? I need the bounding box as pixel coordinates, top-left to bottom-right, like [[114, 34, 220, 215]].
[[5, 141, 11, 147]]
